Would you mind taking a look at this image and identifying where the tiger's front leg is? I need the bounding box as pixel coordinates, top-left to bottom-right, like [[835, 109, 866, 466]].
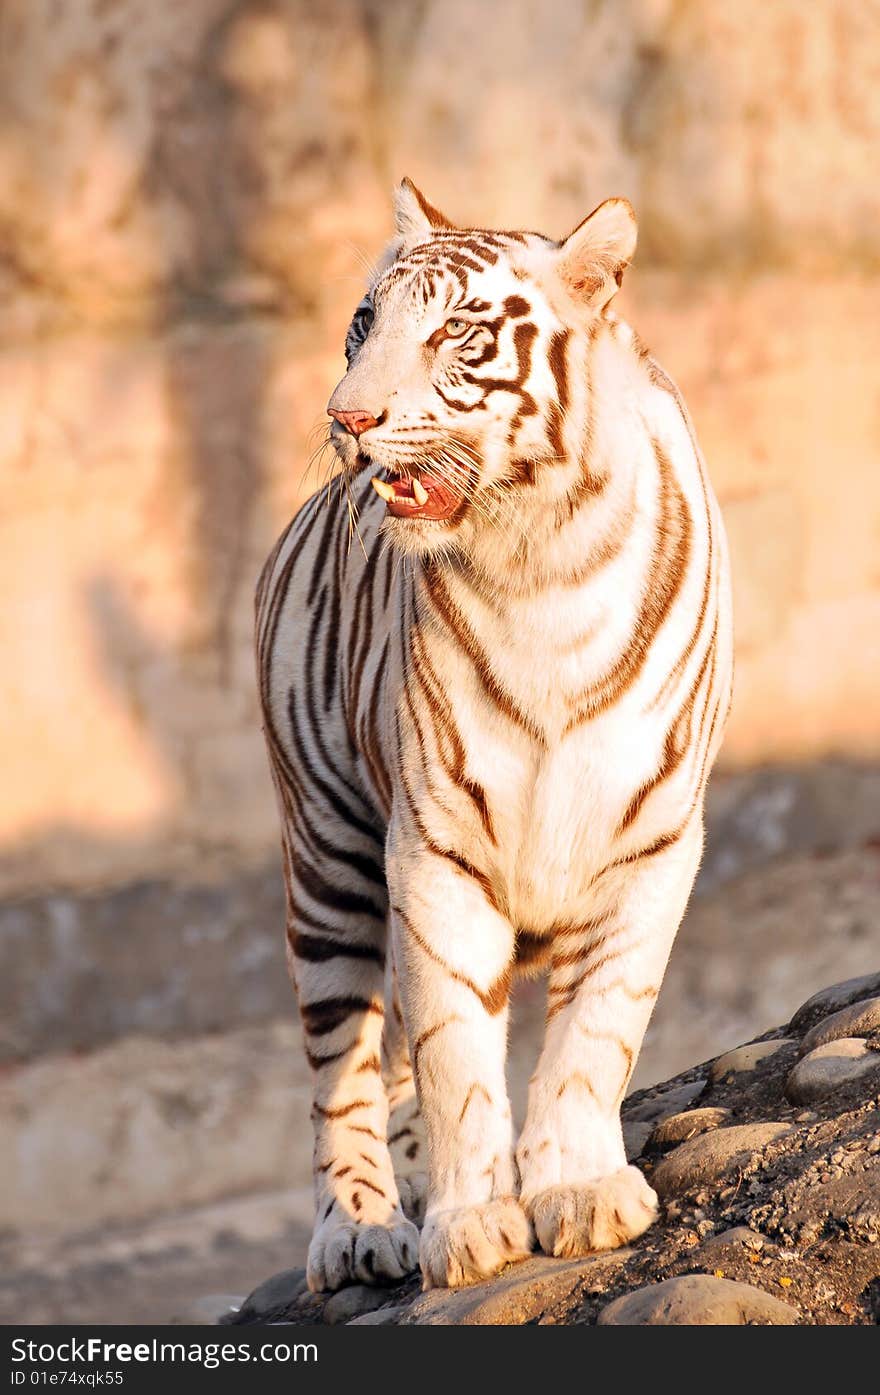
[[387, 842, 534, 1288], [517, 827, 704, 1257], [285, 834, 420, 1292]]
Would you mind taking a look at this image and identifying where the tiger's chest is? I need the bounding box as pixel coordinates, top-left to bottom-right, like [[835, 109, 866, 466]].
[[341, 463, 728, 929], [372, 612, 688, 928]]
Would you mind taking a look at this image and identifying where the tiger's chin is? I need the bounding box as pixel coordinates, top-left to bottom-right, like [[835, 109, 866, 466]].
[[379, 512, 465, 560]]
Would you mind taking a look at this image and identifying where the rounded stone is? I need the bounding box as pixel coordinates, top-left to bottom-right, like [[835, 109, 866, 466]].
[[235, 1267, 309, 1324], [323, 1285, 393, 1325], [697, 1225, 765, 1255], [785, 1038, 880, 1105], [597, 1275, 799, 1325], [799, 997, 880, 1056], [652, 1107, 731, 1147], [790, 973, 880, 1033], [405, 1253, 632, 1326], [710, 1039, 794, 1082], [652, 1122, 791, 1198], [623, 1079, 706, 1125]]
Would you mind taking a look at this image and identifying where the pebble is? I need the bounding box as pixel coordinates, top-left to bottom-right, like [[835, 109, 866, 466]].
[[234, 1267, 309, 1325], [623, 1119, 653, 1160], [799, 997, 880, 1056], [323, 1285, 392, 1325], [790, 972, 880, 1033], [785, 1038, 880, 1105], [710, 1039, 794, 1083], [651, 1107, 731, 1147], [652, 1122, 790, 1198], [697, 1225, 765, 1254], [623, 1079, 705, 1126], [597, 1274, 799, 1325]]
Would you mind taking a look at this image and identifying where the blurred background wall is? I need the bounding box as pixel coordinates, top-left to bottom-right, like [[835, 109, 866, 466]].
[[0, 0, 877, 1322]]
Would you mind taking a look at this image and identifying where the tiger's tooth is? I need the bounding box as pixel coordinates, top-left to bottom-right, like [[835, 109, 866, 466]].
[[371, 476, 396, 503], [412, 478, 429, 505]]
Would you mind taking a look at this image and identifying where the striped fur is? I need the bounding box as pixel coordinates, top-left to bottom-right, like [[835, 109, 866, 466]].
[[255, 181, 733, 1291]]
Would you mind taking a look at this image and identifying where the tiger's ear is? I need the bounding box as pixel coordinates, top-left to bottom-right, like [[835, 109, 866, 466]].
[[555, 198, 637, 310], [394, 176, 454, 239]]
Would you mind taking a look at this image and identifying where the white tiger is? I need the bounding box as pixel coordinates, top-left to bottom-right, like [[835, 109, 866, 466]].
[[255, 178, 733, 1291]]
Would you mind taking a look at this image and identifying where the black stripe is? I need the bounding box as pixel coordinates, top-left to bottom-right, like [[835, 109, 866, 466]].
[[293, 857, 386, 921], [292, 931, 385, 966], [301, 996, 382, 1037]]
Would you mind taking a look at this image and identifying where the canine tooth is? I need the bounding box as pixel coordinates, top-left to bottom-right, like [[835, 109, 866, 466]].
[[412, 478, 429, 505], [371, 476, 396, 503]]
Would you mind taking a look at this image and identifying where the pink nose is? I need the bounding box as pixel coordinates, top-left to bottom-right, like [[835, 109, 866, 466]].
[[329, 408, 379, 437]]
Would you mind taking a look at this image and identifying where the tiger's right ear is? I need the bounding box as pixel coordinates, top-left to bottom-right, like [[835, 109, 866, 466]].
[[394, 177, 454, 239], [556, 198, 638, 310]]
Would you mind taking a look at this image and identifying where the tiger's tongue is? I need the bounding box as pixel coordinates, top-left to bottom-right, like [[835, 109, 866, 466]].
[[390, 478, 420, 499], [370, 473, 460, 521]]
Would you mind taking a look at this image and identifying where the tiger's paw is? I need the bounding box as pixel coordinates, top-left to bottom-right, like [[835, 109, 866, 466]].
[[419, 1197, 534, 1289], [528, 1166, 657, 1259], [307, 1210, 420, 1292]]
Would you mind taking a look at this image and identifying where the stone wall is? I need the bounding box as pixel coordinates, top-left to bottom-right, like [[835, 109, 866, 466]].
[[1, 0, 879, 897]]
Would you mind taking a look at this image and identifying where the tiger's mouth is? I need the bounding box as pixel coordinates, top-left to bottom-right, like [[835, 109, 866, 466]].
[[370, 472, 463, 522]]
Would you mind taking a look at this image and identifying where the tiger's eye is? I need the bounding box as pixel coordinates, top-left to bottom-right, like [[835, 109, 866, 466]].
[[444, 318, 469, 337]]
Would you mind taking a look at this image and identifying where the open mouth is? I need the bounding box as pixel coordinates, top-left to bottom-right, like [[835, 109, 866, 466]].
[[370, 472, 463, 522]]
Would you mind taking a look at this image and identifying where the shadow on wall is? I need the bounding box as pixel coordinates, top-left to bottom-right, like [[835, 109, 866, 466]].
[[0, 3, 321, 891]]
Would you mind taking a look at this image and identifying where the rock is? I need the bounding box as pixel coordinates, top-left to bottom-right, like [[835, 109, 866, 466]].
[[349, 1305, 411, 1326], [651, 1107, 731, 1147], [652, 1122, 791, 1198], [800, 997, 880, 1056], [232, 1267, 309, 1325], [622, 1079, 706, 1126], [790, 973, 880, 1033], [597, 1275, 799, 1325], [697, 1225, 765, 1254], [710, 1039, 794, 1082], [785, 1039, 880, 1104], [323, 1285, 393, 1326], [174, 1293, 245, 1325], [401, 1253, 631, 1326], [295, 1289, 324, 1313], [623, 1120, 653, 1160]]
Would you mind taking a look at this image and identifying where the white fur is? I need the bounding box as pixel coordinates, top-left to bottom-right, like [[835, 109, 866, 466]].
[[256, 190, 733, 1291]]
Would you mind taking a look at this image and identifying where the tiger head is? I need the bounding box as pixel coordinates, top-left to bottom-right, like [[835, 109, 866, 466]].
[[328, 178, 637, 558]]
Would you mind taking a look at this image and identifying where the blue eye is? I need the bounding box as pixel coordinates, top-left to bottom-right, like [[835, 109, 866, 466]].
[[345, 304, 374, 362]]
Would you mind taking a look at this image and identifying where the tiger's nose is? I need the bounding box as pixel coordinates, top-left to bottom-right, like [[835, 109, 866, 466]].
[[328, 408, 380, 437]]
